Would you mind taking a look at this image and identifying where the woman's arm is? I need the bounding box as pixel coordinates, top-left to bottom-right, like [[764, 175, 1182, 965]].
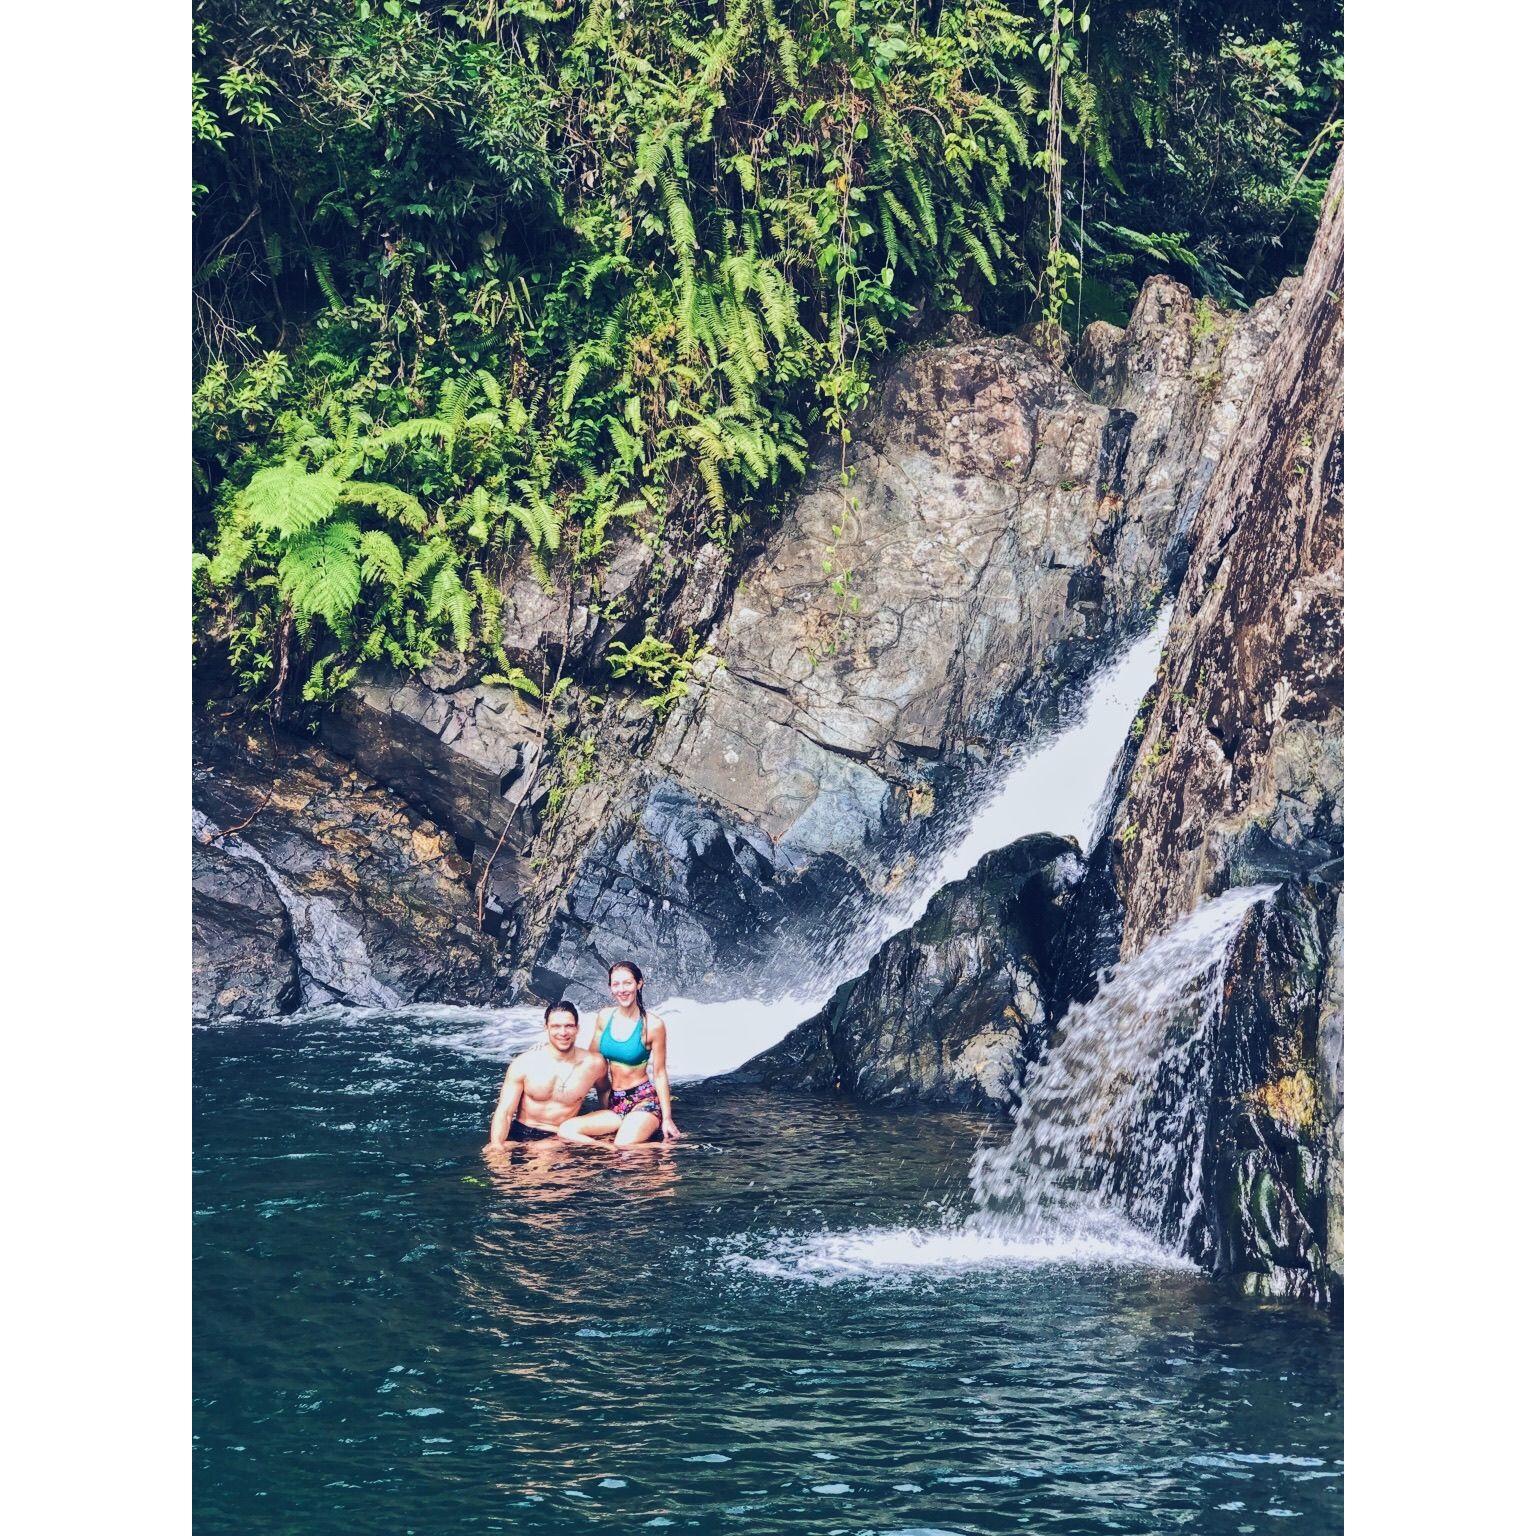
[[484, 1061, 524, 1150], [647, 1018, 682, 1140]]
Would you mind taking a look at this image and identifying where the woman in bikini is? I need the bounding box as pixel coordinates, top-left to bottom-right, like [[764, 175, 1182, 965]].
[[557, 960, 682, 1147]]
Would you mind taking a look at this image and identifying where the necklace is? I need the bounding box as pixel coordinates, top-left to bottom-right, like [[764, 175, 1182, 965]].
[[549, 1049, 582, 1098]]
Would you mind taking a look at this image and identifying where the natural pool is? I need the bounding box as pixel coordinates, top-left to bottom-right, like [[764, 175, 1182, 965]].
[[193, 1008, 1342, 1534]]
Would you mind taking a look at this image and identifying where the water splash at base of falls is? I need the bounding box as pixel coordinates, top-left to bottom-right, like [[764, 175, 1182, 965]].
[[968, 883, 1276, 1254], [712, 885, 1274, 1281]]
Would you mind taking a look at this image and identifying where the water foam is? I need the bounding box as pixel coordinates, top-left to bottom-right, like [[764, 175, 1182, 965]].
[[969, 883, 1277, 1251], [719, 1213, 1194, 1286]]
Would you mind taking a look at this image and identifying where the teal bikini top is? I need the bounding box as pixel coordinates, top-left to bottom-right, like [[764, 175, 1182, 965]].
[[598, 1008, 651, 1067]]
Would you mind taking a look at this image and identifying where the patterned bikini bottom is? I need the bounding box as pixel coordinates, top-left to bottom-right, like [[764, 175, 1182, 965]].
[[610, 1080, 661, 1120]]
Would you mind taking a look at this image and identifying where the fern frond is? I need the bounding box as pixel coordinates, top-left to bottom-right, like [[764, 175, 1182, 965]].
[[373, 416, 453, 453], [438, 376, 474, 442], [753, 263, 797, 346], [237, 461, 342, 537], [207, 521, 254, 586], [279, 517, 362, 633], [358, 529, 404, 589], [468, 568, 502, 645], [427, 566, 474, 650], [957, 227, 998, 285], [901, 168, 939, 247], [403, 536, 456, 590], [508, 487, 562, 554], [659, 167, 698, 321], [312, 252, 342, 310], [335, 481, 429, 532], [972, 97, 1031, 164], [482, 665, 543, 699], [632, 133, 667, 193]]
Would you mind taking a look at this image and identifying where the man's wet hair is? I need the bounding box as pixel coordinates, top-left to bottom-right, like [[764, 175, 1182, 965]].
[[543, 1000, 580, 1026]]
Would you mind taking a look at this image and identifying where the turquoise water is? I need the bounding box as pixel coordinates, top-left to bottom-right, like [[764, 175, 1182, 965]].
[[193, 1009, 1342, 1534]]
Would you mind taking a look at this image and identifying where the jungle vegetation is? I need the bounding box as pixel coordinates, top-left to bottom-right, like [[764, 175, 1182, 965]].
[[192, 0, 1342, 712]]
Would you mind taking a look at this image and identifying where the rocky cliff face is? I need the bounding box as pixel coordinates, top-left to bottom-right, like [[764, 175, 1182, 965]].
[[1099, 157, 1344, 1302], [731, 834, 1077, 1107], [1190, 882, 1343, 1305], [1108, 188, 1343, 953], [532, 283, 1292, 1002], [192, 730, 501, 1018]]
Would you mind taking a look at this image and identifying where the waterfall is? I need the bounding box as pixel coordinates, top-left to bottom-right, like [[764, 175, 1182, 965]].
[[194, 809, 402, 1010], [649, 615, 1173, 1075], [967, 883, 1275, 1254], [723, 883, 1275, 1283]]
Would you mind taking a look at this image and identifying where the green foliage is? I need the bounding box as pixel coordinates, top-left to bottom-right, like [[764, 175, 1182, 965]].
[[198, 384, 560, 698], [193, 0, 1341, 707], [606, 633, 704, 716], [1072, 4, 1343, 320]]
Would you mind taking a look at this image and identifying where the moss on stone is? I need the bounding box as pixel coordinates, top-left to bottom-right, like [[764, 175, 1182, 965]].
[[1249, 1068, 1320, 1135]]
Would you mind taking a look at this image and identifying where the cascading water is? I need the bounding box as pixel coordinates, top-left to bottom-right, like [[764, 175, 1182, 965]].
[[736, 883, 1276, 1282], [967, 884, 1276, 1253], [651, 614, 1174, 1075]]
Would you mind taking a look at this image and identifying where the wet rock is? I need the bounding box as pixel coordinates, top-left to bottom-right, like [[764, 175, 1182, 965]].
[[727, 834, 1078, 1108], [1107, 160, 1344, 953], [1192, 881, 1342, 1306], [1088, 158, 1346, 1303], [193, 730, 502, 1009], [315, 667, 547, 933], [535, 278, 1290, 999], [192, 838, 301, 1020]]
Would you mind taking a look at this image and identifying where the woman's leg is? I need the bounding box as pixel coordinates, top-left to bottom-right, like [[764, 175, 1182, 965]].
[[613, 1109, 662, 1146], [558, 1109, 622, 1145]]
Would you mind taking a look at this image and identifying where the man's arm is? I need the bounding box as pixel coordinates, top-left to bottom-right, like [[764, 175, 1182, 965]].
[[484, 1059, 525, 1150]]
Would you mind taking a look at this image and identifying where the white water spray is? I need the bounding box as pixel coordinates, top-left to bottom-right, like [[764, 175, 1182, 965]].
[[967, 883, 1276, 1252]]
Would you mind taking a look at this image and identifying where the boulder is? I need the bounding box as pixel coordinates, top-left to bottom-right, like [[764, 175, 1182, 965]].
[[727, 834, 1079, 1108], [192, 838, 301, 1020], [314, 668, 548, 937], [192, 730, 502, 1010], [1193, 881, 1343, 1305]]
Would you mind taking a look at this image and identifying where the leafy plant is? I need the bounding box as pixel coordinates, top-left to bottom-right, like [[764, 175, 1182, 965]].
[[606, 633, 705, 716], [193, 0, 1341, 709]]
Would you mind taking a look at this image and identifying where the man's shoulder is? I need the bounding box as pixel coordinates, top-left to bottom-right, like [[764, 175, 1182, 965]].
[[510, 1044, 546, 1070]]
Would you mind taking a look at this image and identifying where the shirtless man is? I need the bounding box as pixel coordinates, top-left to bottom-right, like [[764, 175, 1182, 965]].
[[483, 1001, 609, 1148]]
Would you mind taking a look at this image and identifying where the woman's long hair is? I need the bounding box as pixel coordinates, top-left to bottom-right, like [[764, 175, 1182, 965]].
[[607, 960, 648, 1024]]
